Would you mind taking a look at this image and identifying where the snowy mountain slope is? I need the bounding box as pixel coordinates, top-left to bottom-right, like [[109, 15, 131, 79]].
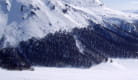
[[0, 0, 89, 47], [0, 0, 138, 47], [0, 0, 138, 70]]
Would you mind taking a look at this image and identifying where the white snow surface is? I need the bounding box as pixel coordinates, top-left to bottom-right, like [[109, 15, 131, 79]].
[[0, 0, 138, 47], [0, 59, 138, 80]]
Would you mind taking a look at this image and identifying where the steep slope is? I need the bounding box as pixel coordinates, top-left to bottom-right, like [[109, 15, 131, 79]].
[[0, 0, 138, 70]]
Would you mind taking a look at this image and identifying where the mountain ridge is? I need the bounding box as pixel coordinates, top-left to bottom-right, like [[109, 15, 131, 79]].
[[0, 0, 138, 47]]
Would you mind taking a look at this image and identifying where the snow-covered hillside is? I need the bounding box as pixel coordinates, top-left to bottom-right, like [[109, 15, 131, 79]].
[[0, 59, 138, 80], [0, 0, 138, 47], [0, 0, 138, 70]]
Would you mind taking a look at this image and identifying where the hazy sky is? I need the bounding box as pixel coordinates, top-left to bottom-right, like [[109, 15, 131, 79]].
[[103, 0, 138, 10]]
